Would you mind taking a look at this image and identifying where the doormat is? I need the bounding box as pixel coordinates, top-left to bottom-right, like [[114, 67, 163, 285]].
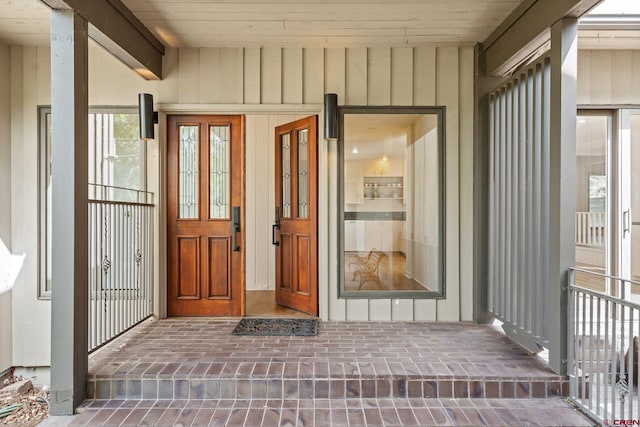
[[231, 318, 318, 336]]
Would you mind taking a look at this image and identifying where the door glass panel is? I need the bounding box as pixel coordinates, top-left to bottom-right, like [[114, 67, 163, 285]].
[[575, 114, 609, 292], [282, 133, 292, 218], [179, 125, 199, 219], [340, 110, 444, 298], [210, 125, 230, 219], [630, 115, 640, 283], [298, 129, 309, 219]]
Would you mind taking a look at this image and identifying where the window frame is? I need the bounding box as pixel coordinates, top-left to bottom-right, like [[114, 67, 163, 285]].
[[337, 105, 447, 299], [37, 106, 146, 299]]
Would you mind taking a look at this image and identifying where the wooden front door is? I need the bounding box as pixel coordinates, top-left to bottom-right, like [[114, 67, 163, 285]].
[[274, 116, 318, 315], [167, 115, 245, 316]]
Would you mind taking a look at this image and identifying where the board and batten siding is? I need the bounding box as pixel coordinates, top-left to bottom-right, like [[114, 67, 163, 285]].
[[12, 44, 474, 346], [151, 46, 473, 321], [578, 50, 640, 105], [159, 46, 473, 322]]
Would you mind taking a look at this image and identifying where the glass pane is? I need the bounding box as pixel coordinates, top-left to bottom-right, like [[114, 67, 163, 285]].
[[342, 112, 441, 296], [574, 114, 609, 292], [282, 133, 292, 218], [575, 115, 609, 292], [45, 113, 52, 293], [631, 115, 640, 283], [298, 129, 309, 219], [179, 125, 199, 219], [88, 113, 144, 202], [210, 125, 230, 219]]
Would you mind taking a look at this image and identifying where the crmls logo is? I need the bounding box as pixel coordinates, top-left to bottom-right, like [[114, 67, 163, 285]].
[[605, 420, 640, 425]]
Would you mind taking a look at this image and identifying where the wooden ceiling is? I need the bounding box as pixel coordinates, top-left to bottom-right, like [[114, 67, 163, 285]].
[[1, 0, 637, 50], [118, 0, 522, 48], [0, 0, 523, 47]]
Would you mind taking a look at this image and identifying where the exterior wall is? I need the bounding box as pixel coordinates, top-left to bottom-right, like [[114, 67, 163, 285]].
[[161, 46, 474, 321], [0, 42, 10, 246], [0, 42, 11, 374], [10, 46, 52, 368], [9, 44, 161, 368], [576, 49, 640, 281], [0, 289, 10, 374], [11, 44, 475, 366], [578, 50, 640, 105]]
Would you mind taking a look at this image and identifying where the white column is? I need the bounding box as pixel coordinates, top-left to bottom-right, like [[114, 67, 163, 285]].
[[49, 9, 89, 415], [547, 18, 577, 375]]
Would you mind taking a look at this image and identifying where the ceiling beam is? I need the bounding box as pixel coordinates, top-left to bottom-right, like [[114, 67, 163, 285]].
[[41, 0, 164, 80], [482, 0, 601, 76]]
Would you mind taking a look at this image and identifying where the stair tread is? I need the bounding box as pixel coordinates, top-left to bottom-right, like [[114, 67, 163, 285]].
[[72, 397, 596, 426]]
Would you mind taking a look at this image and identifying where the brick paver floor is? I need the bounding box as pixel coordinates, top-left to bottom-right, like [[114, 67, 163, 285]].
[[76, 319, 597, 425]]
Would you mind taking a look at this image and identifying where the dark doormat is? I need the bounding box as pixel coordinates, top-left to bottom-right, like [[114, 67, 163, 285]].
[[231, 318, 318, 336]]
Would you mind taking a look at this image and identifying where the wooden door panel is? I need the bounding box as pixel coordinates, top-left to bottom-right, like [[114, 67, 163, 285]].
[[208, 237, 230, 298], [274, 116, 318, 315], [279, 233, 292, 291], [167, 115, 244, 317], [177, 237, 199, 299], [296, 235, 310, 295]]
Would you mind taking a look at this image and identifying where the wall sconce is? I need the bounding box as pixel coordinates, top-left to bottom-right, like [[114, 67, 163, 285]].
[[138, 93, 158, 140], [324, 93, 338, 140]]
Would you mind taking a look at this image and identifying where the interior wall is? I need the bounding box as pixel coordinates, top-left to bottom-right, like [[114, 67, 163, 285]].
[[245, 114, 307, 291]]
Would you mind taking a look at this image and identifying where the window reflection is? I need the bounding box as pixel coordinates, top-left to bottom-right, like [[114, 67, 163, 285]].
[[340, 109, 444, 297]]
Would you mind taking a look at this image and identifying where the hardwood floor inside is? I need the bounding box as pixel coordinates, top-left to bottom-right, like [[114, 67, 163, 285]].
[[245, 290, 315, 318], [344, 251, 430, 291]]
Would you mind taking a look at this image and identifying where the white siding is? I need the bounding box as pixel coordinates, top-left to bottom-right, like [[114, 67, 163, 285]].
[[0, 42, 10, 246], [0, 42, 11, 373], [11, 44, 474, 368], [10, 47, 51, 367], [578, 50, 640, 105]]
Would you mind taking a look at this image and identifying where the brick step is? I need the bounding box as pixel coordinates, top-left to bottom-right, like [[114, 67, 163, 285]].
[[87, 374, 568, 400], [74, 397, 594, 426], [87, 320, 569, 402]]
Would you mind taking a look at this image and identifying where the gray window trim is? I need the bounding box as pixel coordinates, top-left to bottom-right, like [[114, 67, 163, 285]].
[[337, 105, 447, 299]]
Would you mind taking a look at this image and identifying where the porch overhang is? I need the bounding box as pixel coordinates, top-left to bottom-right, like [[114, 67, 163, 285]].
[[40, 0, 164, 80], [482, 0, 602, 76]]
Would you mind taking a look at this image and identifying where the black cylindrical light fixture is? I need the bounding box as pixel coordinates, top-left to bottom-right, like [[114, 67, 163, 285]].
[[324, 93, 338, 140], [138, 93, 156, 140]]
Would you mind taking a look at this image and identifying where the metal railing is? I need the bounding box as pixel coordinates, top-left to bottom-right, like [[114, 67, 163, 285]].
[[575, 212, 606, 247], [88, 184, 154, 352], [568, 267, 640, 424]]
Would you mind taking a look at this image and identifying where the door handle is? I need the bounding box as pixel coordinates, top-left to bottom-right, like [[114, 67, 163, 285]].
[[623, 209, 631, 237], [232, 206, 241, 251], [272, 207, 280, 246]]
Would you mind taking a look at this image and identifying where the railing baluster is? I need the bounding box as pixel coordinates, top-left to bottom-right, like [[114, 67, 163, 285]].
[[596, 295, 602, 416], [588, 294, 594, 411], [628, 307, 634, 417], [87, 184, 154, 353]]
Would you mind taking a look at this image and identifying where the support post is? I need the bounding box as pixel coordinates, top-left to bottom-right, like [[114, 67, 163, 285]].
[[473, 44, 503, 324], [547, 18, 577, 375], [49, 10, 89, 415]]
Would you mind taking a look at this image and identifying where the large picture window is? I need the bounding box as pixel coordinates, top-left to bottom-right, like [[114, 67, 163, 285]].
[[38, 107, 146, 298], [339, 107, 445, 298]]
